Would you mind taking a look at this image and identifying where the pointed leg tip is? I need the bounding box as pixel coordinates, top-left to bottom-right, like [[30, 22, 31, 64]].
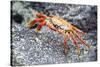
[[64, 48, 69, 55], [76, 48, 81, 56], [86, 44, 91, 49], [85, 44, 91, 51]]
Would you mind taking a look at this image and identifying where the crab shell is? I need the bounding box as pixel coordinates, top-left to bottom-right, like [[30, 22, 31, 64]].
[[50, 16, 73, 30]]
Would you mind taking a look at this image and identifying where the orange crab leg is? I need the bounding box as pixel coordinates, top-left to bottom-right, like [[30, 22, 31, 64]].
[[47, 23, 62, 33], [73, 30, 90, 48], [69, 32, 80, 55], [36, 21, 46, 31], [27, 18, 41, 28], [48, 24, 57, 31], [72, 26, 86, 36], [64, 33, 69, 54]]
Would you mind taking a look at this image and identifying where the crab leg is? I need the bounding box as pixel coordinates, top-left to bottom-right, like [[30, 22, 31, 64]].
[[47, 23, 64, 34], [48, 24, 58, 31], [64, 32, 69, 54], [73, 30, 90, 48], [36, 21, 46, 32], [69, 32, 80, 55], [72, 26, 86, 36], [26, 18, 42, 28]]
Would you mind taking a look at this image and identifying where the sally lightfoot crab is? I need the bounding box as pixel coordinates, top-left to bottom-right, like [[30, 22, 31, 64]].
[[26, 13, 90, 55]]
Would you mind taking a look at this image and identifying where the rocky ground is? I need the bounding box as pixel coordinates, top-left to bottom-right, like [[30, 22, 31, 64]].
[[11, 1, 97, 66]]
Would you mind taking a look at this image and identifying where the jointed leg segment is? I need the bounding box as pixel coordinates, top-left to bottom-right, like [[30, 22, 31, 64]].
[[36, 21, 46, 32], [64, 33, 69, 54], [73, 30, 90, 48], [27, 18, 41, 28], [64, 27, 90, 55], [69, 31, 80, 55]]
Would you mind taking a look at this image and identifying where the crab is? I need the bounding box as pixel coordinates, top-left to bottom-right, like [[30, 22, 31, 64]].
[[26, 13, 90, 55]]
